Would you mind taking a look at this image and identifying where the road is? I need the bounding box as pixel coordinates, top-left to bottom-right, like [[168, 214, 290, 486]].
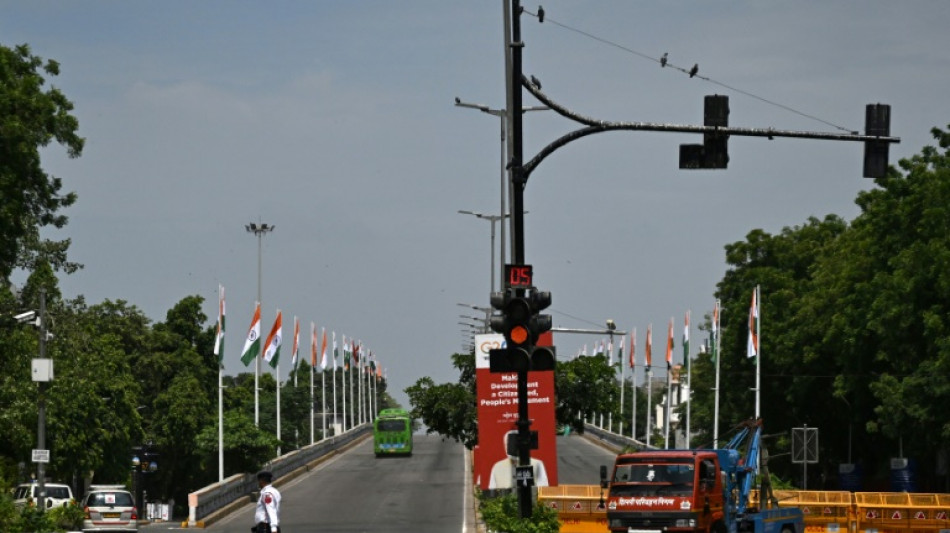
[[143, 431, 616, 532]]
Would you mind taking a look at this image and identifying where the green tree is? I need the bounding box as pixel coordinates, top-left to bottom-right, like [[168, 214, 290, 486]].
[[0, 44, 84, 282], [555, 354, 617, 434], [406, 353, 478, 448]]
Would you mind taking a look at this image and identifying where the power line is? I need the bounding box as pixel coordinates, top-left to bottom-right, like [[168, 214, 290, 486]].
[[524, 7, 857, 134]]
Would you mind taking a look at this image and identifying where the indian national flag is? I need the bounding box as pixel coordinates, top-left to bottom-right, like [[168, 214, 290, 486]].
[[683, 310, 690, 372], [213, 285, 225, 364], [629, 327, 636, 369], [291, 316, 300, 368], [263, 310, 283, 369], [320, 328, 328, 370], [747, 287, 759, 358], [615, 338, 623, 369], [240, 303, 261, 366], [712, 300, 720, 363], [332, 332, 338, 370], [665, 317, 674, 368], [645, 324, 652, 370], [310, 322, 317, 367]]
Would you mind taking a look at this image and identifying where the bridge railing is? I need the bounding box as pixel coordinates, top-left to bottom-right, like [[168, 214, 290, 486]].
[[187, 423, 371, 527], [582, 422, 653, 452]]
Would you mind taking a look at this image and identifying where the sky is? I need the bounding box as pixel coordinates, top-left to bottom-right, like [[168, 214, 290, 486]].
[[4, 1, 949, 409]]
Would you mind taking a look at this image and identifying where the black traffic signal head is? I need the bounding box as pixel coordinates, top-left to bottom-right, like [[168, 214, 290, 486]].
[[680, 94, 730, 170], [489, 289, 534, 348], [527, 289, 553, 340], [864, 103, 891, 178]]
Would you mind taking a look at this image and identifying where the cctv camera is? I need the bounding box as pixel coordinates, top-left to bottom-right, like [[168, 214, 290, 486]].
[[14, 311, 36, 323]]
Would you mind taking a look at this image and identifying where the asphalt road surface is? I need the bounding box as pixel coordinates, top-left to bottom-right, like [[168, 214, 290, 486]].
[[142, 431, 616, 532]]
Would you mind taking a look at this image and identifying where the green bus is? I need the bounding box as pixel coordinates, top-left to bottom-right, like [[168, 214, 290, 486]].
[[373, 408, 413, 457]]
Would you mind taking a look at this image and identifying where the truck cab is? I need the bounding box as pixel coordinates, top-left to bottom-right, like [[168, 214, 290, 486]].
[[601, 450, 725, 533], [600, 420, 802, 533]]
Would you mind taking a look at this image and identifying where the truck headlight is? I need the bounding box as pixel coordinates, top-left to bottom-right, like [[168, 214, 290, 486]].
[[675, 519, 697, 528]]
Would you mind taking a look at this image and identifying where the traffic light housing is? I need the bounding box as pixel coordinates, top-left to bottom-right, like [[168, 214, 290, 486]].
[[863, 103, 890, 178], [488, 287, 556, 372], [680, 94, 730, 169]]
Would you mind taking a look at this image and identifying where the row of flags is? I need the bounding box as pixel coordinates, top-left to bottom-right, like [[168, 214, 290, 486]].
[[213, 285, 381, 376], [572, 286, 761, 371]]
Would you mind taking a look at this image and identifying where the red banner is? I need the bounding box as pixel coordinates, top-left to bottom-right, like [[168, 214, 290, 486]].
[[473, 333, 558, 490]]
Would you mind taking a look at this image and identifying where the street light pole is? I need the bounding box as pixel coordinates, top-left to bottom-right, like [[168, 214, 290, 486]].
[[454, 101, 547, 283], [245, 220, 275, 426]]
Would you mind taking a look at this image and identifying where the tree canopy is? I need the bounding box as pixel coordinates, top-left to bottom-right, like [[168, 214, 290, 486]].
[[0, 43, 84, 282]]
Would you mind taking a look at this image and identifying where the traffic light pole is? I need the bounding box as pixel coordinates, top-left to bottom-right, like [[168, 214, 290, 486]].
[[508, 0, 534, 518]]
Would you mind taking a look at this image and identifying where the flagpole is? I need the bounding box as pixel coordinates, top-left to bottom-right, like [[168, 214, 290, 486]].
[[332, 333, 338, 435], [276, 357, 281, 456], [665, 368, 671, 448], [755, 285, 761, 419], [630, 327, 637, 441], [646, 323, 652, 448], [618, 337, 625, 436], [646, 367, 652, 447], [310, 356, 314, 445], [309, 322, 314, 445], [341, 336, 347, 432], [357, 344, 363, 425], [684, 310, 691, 449], [214, 284, 225, 483], [713, 299, 721, 448], [664, 318, 673, 449]]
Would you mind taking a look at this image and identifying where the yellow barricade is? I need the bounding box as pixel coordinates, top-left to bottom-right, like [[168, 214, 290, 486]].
[[854, 492, 950, 533], [773, 490, 853, 533], [538, 484, 608, 533]]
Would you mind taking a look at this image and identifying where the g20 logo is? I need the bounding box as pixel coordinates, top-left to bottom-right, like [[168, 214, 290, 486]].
[[479, 339, 505, 353]]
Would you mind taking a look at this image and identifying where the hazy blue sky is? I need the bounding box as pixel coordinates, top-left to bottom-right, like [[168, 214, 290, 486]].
[[4, 1, 949, 408]]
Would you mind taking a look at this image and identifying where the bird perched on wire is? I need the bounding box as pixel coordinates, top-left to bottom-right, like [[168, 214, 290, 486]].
[[660, 53, 668, 67], [689, 64, 699, 78], [530, 75, 542, 90], [537, 5, 544, 23]]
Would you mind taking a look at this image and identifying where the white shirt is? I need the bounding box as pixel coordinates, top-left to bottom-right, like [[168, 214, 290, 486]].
[[254, 484, 281, 531]]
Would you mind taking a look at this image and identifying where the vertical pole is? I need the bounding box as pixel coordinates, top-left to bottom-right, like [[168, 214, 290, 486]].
[[618, 338, 625, 435], [510, 0, 533, 519], [321, 367, 327, 440], [37, 289, 47, 511], [755, 285, 761, 419], [713, 300, 721, 448], [256, 233, 262, 426], [664, 368, 671, 448], [499, 114, 507, 284], [646, 368, 653, 447], [631, 367, 637, 441], [310, 342, 315, 445], [276, 356, 281, 455], [503, 0, 515, 263], [218, 363, 224, 481]]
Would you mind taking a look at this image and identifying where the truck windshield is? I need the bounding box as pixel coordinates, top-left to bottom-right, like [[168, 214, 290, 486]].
[[611, 462, 695, 496]]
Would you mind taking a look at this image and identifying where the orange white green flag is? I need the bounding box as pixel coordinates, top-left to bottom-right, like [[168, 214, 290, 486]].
[[320, 328, 329, 370], [747, 288, 759, 358], [213, 285, 225, 365], [240, 302, 261, 366], [263, 310, 283, 369], [665, 317, 674, 369]]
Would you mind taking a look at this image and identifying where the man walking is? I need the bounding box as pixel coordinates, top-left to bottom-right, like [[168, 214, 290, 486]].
[[254, 471, 281, 533]]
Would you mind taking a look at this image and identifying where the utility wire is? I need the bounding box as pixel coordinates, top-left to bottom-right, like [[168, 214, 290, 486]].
[[525, 7, 857, 134]]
